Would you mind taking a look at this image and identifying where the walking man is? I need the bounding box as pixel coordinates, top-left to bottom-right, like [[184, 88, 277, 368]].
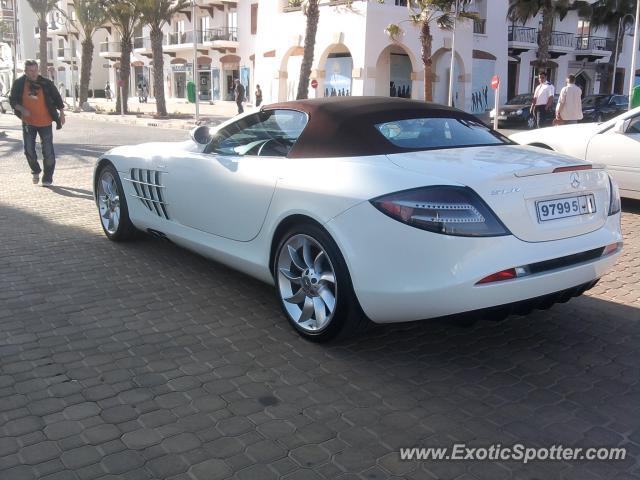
[[9, 60, 65, 186], [530, 72, 555, 128], [556, 74, 583, 125], [234, 79, 245, 114]]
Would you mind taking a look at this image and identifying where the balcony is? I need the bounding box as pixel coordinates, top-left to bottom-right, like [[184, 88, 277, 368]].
[[34, 26, 54, 39], [473, 19, 486, 35], [548, 31, 575, 57], [57, 47, 76, 63], [508, 26, 537, 55], [99, 41, 122, 59], [133, 36, 152, 56], [35, 51, 55, 63], [163, 30, 198, 52], [575, 35, 614, 60], [203, 27, 238, 52]]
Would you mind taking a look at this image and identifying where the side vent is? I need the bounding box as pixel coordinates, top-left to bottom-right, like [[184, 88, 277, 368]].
[[126, 169, 170, 220]]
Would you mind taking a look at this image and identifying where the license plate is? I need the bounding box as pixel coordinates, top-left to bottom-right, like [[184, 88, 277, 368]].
[[536, 194, 596, 222], [498, 116, 508, 120]]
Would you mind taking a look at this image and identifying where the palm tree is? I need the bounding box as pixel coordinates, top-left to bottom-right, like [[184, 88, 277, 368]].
[[297, 0, 320, 100], [70, 0, 107, 105], [586, 0, 637, 93], [137, 0, 189, 117], [26, 0, 58, 77], [388, 0, 475, 101], [507, 0, 577, 74], [103, 0, 139, 114]]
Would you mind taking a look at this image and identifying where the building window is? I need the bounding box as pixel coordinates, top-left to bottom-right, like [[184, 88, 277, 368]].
[[577, 19, 590, 36], [251, 4, 258, 35]]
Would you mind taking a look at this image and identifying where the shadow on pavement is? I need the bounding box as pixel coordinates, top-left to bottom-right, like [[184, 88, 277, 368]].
[[47, 185, 94, 200]]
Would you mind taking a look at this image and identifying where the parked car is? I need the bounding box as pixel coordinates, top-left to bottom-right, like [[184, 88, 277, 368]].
[[581, 94, 628, 123], [0, 95, 11, 114], [93, 97, 622, 341], [490, 93, 558, 129], [510, 106, 640, 199]]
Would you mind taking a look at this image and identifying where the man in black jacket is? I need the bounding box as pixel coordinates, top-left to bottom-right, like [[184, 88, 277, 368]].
[[9, 60, 65, 186]]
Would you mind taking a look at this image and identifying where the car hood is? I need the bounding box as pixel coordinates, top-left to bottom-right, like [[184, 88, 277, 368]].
[[500, 104, 528, 112], [105, 140, 202, 159], [509, 122, 600, 145]]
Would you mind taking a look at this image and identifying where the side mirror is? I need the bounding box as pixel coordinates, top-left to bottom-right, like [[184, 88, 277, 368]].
[[189, 125, 212, 145], [613, 119, 629, 134]]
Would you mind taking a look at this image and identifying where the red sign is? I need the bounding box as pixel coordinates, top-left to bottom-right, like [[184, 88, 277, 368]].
[[311, 79, 318, 89], [491, 75, 500, 90]]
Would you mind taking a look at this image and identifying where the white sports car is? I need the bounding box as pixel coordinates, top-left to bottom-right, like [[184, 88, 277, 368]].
[[94, 97, 622, 341], [510, 107, 640, 199]]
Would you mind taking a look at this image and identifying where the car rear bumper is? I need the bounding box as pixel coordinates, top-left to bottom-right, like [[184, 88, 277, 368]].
[[326, 202, 622, 323]]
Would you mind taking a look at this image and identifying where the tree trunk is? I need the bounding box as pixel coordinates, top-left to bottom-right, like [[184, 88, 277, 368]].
[[296, 0, 319, 100], [116, 37, 132, 114], [536, 1, 553, 72], [80, 37, 94, 105], [420, 20, 433, 101], [150, 27, 167, 117], [38, 16, 48, 77]]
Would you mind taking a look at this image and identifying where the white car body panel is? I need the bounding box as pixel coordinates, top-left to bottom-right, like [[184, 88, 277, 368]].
[[510, 107, 640, 199], [96, 106, 623, 325]]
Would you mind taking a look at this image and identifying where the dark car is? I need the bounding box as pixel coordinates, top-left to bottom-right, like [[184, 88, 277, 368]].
[[491, 93, 558, 129], [580, 94, 628, 123]]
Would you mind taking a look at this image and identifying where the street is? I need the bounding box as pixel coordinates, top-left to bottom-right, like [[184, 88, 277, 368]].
[[0, 113, 639, 480]]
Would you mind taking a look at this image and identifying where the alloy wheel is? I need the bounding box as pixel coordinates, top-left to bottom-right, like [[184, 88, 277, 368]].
[[276, 234, 338, 332], [97, 170, 121, 235]]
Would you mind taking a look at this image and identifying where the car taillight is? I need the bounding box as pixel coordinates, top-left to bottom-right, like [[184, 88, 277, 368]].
[[608, 175, 621, 216], [370, 186, 511, 237]]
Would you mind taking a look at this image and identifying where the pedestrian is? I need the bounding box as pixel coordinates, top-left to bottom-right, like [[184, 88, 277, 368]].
[[105, 81, 112, 101], [142, 81, 149, 103], [234, 79, 245, 114], [555, 74, 583, 125], [530, 72, 555, 128], [58, 82, 66, 101], [9, 59, 65, 187], [137, 80, 144, 103], [255, 84, 262, 107]]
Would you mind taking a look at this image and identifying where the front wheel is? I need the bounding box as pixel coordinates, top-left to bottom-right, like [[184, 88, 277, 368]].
[[274, 224, 369, 342], [96, 163, 136, 241]]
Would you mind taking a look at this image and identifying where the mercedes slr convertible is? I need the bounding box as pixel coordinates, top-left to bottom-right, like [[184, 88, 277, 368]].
[[93, 97, 622, 341]]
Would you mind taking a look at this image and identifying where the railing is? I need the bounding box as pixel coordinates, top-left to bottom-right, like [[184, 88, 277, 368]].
[[35, 51, 54, 61], [164, 30, 197, 45], [508, 26, 537, 43], [575, 35, 614, 51], [204, 27, 238, 42], [134, 37, 152, 49], [99, 41, 122, 53], [57, 47, 66, 58], [549, 31, 574, 48], [473, 19, 486, 34]]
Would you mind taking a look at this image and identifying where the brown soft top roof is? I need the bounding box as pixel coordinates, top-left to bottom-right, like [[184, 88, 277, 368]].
[[262, 96, 479, 158]]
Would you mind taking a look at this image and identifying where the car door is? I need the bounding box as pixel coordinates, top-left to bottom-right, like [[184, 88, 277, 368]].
[[166, 109, 308, 241], [586, 113, 640, 195]]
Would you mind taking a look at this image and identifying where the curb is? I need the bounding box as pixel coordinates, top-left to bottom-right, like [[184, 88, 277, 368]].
[[65, 111, 231, 130]]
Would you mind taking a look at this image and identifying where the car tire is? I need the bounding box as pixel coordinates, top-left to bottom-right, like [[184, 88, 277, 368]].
[[273, 223, 370, 342], [95, 163, 136, 241], [526, 115, 536, 129]]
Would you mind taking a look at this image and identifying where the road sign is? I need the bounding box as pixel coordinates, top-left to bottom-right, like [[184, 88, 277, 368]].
[[491, 75, 500, 90], [311, 79, 318, 89]]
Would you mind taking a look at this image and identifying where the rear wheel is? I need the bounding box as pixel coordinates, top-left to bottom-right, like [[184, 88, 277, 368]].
[[96, 163, 136, 241], [274, 224, 369, 342]]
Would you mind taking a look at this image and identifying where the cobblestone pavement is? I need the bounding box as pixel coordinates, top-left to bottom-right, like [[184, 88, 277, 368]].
[[0, 114, 639, 480]]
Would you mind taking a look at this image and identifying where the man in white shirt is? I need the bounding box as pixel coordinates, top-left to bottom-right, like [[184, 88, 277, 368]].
[[555, 74, 583, 124], [530, 72, 555, 128]]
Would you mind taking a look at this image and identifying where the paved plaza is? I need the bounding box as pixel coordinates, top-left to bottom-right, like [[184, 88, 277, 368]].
[[0, 114, 638, 480]]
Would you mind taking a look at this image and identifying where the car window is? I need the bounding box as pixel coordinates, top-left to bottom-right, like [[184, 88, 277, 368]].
[[582, 96, 607, 108], [375, 117, 509, 150], [614, 96, 629, 107], [207, 109, 308, 157], [506, 94, 532, 105], [627, 116, 640, 134]]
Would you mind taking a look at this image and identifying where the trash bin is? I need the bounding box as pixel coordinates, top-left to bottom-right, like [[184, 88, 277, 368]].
[[187, 81, 196, 103], [631, 85, 640, 109]]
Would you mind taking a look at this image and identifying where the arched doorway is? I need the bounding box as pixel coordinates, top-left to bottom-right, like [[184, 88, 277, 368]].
[[431, 48, 465, 108], [279, 46, 304, 101], [318, 44, 353, 98], [375, 43, 418, 98], [574, 71, 591, 97]]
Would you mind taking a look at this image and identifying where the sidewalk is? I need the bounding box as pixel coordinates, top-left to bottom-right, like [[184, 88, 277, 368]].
[[65, 97, 245, 130]]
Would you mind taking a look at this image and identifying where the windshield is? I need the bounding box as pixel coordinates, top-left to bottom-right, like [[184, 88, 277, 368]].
[[582, 96, 608, 108], [375, 117, 510, 151], [506, 94, 532, 105]]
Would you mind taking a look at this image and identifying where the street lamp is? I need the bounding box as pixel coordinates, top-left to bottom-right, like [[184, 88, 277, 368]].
[[629, 0, 640, 110], [612, 13, 635, 95], [448, 0, 459, 107], [192, 0, 200, 122]]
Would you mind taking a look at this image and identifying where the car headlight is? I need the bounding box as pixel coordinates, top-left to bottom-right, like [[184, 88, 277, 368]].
[[515, 109, 523, 115], [489, 109, 495, 118], [608, 175, 621, 216], [370, 186, 511, 237]]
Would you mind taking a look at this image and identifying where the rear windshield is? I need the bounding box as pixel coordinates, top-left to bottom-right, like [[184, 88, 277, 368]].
[[582, 96, 608, 107], [506, 94, 532, 105], [375, 117, 509, 150]]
